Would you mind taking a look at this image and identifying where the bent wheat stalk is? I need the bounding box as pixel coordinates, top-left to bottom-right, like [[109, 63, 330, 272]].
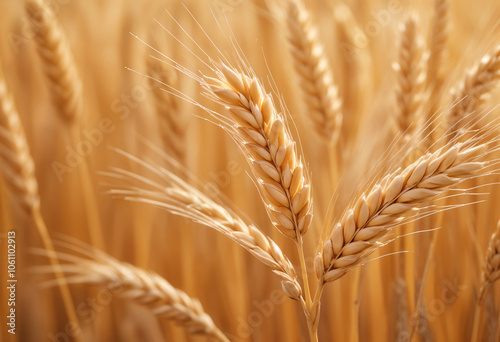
[[106, 149, 302, 300], [38, 244, 229, 342]]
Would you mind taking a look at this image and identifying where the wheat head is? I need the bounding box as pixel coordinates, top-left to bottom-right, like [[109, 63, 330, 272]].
[[0, 77, 39, 211], [316, 140, 489, 283], [479, 220, 500, 302], [394, 16, 427, 138], [40, 244, 229, 342], [427, 0, 449, 83], [449, 45, 500, 135], [286, 0, 342, 143], [26, 0, 83, 122], [201, 63, 313, 241]]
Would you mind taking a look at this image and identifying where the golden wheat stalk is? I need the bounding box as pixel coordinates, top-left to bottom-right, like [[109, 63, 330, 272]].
[[448, 45, 500, 135], [479, 220, 500, 302], [201, 63, 313, 241], [394, 16, 427, 139], [105, 149, 302, 300], [26, 0, 82, 122], [0, 75, 83, 340], [316, 141, 488, 284], [286, 0, 342, 143], [37, 244, 229, 342]]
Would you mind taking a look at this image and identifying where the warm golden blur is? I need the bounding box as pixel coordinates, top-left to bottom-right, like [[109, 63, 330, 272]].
[[1, 0, 500, 341]]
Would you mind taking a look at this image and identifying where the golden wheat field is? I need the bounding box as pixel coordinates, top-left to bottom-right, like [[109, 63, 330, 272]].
[[2, 0, 500, 341]]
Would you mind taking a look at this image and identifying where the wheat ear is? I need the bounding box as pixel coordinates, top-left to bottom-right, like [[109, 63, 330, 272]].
[[286, 0, 342, 143], [427, 0, 449, 84], [316, 141, 488, 284], [448, 45, 500, 135], [201, 61, 316, 339], [147, 57, 188, 163], [201, 63, 313, 241], [26, 0, 83, 122], [394, 17, 427, 139], [0, 76, 83, 339], [479, 220, 500, 302], [0, 79, 39, 211], [106, 150, 302, 300], [39, 244, 229, 342]]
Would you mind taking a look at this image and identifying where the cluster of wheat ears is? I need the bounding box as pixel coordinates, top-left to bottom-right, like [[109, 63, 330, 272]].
[[2, 0, 500, 341]]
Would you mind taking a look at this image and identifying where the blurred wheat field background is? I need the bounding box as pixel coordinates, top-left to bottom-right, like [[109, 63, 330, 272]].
[[1, 0, 500, 341]]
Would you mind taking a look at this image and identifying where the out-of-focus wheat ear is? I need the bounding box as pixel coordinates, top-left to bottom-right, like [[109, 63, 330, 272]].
[[0, 76, 83, 340], [147, 57, 188, 163], [394, 17, 427, 141], [448, 45, 500, 138], [317, 140, 489, 283], [479, 220, 500, 302], [40, 245, 230, 342], [26, 0, 83, 122], [0, 78, 39, 211], [201, 63, 313, 241], [427, 0, 449, 85], [333, 2, 371, 143], [286, 0, 342, 144]]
